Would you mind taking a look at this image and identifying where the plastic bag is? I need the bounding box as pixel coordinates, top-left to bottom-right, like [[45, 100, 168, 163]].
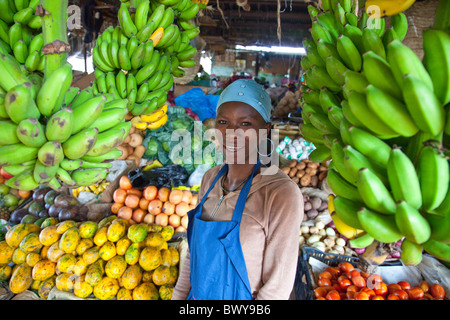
[[128, 164, 189, 189], [174, 88, 219, 121], [187, 163, 212, 187]]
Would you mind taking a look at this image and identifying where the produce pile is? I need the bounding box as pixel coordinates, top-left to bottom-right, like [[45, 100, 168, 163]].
[[313, 262, 446, 300], [281, 159, 328, 188], [116, 126, 146, 166], [92, 0, 201, 130], [300, 221, 352, 256], [272, 89, 301, 119], [0, 215, 180, 300], [0, 183, 31, 221], [299, 0, 450, 266], [112, 175, 195, 233]]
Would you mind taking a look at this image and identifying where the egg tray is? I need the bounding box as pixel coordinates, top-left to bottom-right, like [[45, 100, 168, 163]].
[[293, 246, 402, 300]]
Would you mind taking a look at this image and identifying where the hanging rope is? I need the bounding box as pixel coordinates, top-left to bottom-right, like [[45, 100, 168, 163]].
[[216, 0, 229, 29], [277, 0, 282, 45]]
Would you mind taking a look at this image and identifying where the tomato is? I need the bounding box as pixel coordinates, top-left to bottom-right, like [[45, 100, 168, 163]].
[[331, 283, 344, 293], [372, 295, 385, 300], [355, 292, 369, 300], [387, 294, 400, 300], [387, 283, 402, 293], [422, 293, 434, 300], [374, 282, 388, 296], [314, 287, 328, 299], [325, 290, 341, 300], [360, 287, 376, 299], [316, 297, 326, 300], [430, 284, 445, 299], [325, 267, 341, 279], [348, 269, 360, 279], [352, 275, 366, 289], [338, 262, 355, 274], [392, 289, 409, 300], [407, 287, 424, 300], [419, 281, 430, 293], [339, 279, 352, 291], [319, 271, 333, 280], [346, 285, 359, 294], [339, 292, 347, 300], [397, 281, 411, 291], [346, 291, 356, 300], [360, 271, 370, 279], [318, 278, 332, 287], [337, 275, 348, 282]]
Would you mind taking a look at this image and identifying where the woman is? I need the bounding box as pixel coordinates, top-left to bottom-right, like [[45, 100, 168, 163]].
[[172, 79, 304, 300]]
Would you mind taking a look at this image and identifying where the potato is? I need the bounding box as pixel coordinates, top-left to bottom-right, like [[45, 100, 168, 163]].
[[300, 175, 311, 187], [296, 170, 305, 179], [319, 165, 328, 172], [296, 161, 306, 170], [310, 175, 319, 187], [281, 167, 291, 175], [305, 167, 317, 176], [129, 133, 143, 148], [117, 145, 129, 160], [289, 167, 298, 178], [133, 145, 145, 159], [307, 162, 320, 168], [291, 177, 299, 184], [289, 160, 297, 168], [318, 171, 328, 181], [304, 201, 312, 211], [123, 135, 131, 144]]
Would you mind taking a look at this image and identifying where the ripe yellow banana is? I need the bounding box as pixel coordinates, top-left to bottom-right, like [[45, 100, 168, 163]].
[[328, 194, 364, 240], [131, 116, 148, 130], [149, 27, 164, 47], [140, 104, 167, 122], [366, 0, 416, 17], [146, 113, 168, 130]]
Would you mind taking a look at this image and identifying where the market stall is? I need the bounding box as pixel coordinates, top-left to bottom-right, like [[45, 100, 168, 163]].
[[0, 0, 449, 303]]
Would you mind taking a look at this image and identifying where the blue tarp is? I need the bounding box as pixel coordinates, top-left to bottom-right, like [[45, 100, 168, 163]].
[[174, 88, 220, 121]]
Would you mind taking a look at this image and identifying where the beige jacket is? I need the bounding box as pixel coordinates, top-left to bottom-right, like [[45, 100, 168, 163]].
[[171, 164, 304, 300]]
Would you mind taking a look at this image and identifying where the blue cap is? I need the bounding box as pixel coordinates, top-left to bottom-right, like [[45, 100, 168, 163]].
[[216, 79, 272, 123]]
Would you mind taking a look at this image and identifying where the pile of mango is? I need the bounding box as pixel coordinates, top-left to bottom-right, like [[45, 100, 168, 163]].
[[0, 215, 179, 300]]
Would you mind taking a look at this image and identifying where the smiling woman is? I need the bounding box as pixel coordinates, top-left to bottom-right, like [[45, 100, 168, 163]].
[[172, 79, 304, 300]]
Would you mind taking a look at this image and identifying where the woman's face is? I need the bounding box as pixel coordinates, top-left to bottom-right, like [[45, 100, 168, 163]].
[[215, 101, 270, 165]]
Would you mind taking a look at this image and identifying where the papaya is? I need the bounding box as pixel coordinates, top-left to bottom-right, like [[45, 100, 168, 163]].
[[74, 257, 89, 276], [46, 242, 65, 262], [116, 237, 132, 255], [121, 264, 143, 290], [93, 225, 109, 246], [12, 247, 28, 264], [76, 238, 94, 256], [139, 247, 161, 271], [56, 253, 77, 273], [59, 227, 80, 253], [55, 272, 75, 291], [19, 232, 43, 254], [5, 223, 31, 247], [26, 252, 41, 267], [159, 285, 174, 300], [31, 279, 42, 291], [168, 266, 179, 286], [56, 220, 77, 234], [107, 219, 128, 242], [0, 241, 14, 264], [105, 255, 127, 279], [160, 226, 174, 241], [147, 224, 162, 233], [97, 215, 117, 229], [9, 263, 33, 294], [82, 246, 100, 265], [32, 259, 56, 281], [142, 270, 154, 282], [152, 265, 170, 286], [125, 242, 141, 265], [0, 264, 12, 281], [78, 221, 98, 239], [132, 282, 159, 300], [99, 241, 116, 261], [85, 259, 105, 287], [73, 275, 93, 299], [93, 276, 120, 300], [127, 223, 148, 243], [26, 224, 41, 233], [38, 276, 56, 299], [117, 287, 133, 300], [40, 245, 50, 259], [144, 232, 165, 248], [40, 217, 59, 228], [168, 246, 179, 266], [39, 225, 60, 246], [160, 249, 172, 267]]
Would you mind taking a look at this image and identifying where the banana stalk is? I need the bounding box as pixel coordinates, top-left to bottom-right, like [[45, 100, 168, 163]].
[[40, 0, 70, 76]]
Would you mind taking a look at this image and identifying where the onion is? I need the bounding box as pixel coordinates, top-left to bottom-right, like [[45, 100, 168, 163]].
[[354, 248, 366, 255]]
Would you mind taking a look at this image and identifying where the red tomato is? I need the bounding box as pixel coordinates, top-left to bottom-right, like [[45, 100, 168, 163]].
[[374, 282, 388, 296], [337, 275, 348, 282], [346, 291, 356, 300], [348, 269, 361, 280], [316, 297, 326, 300], [339, 279, 352, 291], [338, 262, 355, 274], [360, 287, 376, 299], [419, 281, 430, 293], [318, 278, 332, 287], [325, 290, 341, 300], [325, 267, 341, 279], [397, 281, 411, 291], [387, 294, 400, 300], [360, 271, 370, 279], [372, 295, 385, 300], [407, 287, 424, 300], [430, 284, 445, 299], [355, 291, 369, 300], [319, 271, 332, 280], [346, 285, 359, 294], [387, 283, 402, 293], [314, 287, 328, 299], [352, 275, 366, 288], [422, 293, 434, 300], [392, 289, 409, 300]]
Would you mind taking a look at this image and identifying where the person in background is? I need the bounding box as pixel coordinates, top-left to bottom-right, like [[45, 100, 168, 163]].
[[172, 79, 304, 300]]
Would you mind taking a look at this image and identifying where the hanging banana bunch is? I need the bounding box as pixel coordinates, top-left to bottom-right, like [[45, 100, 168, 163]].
[[299, 0, 450, 267]]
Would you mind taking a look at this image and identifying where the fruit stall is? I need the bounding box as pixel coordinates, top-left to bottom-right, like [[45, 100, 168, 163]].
[[0, 0, 449, 303]]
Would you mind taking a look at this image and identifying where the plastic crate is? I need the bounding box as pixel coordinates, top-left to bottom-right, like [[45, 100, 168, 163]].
[[293, 247, 402, 300]]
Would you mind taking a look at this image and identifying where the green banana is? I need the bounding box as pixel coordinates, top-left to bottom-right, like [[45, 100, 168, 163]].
[[342, 24, 364, 54], [382, 27, 400, 49], [45, 107, 74, 143], [56, 167, 76, 186], [431, 185, 450, 217], [95, 73, 107, 94], [71, 168, 108, 187], [126, 88, 137, 111], [178, 2, 199, 21], [60, 158, 83, 171], [325, 55, 350, 85], [316, 11, 342, 39], [330, 138, 355, 184], [71, 96, 106, 134], [422, 29, 450, 106], [308, 112, 339, 135], [135, 58, 159, 85], [33, 159, 59, 184], [13, 7, 33, 24], [142, 40, 155, 65], [108, 40, 120, 69], [395, 200, 431, 244], [0, 143, 38, 166], [347, 125, 391, 166], [178, 19, 195, 31], [344, 70, 368, 94], [301, 89, 321, 106], [119, 3, 138, 38], [80, 160, 112, 169], [8, 22, 22, 49], [16, 117, 47, 148], [81, 148, 123, 163], [153, 71, 172, 90], [93, 46, 115, 72], [126, 73, 137, 96], [5, 82, 40, 123], [0, 0, 15, 24], [99, 40, 115, 70], [311, 20, 335, 45], [37, 141, 64, 167], [155, 24, 177, 48], [5, 169, 39, 191], [2, 160, 35, 177], [178, 59, 195, 68], [343, 145, 387, 186], [157, 7, 174, 30], [36, 63, 73, 117], [422, 239, 450, 263], [136, 81, 149, 103], [305, 43, 325, 68], [362, 50, 402, 100], [83, 122, 131, 157], [349, 233, 375, 249], [118, 44, 131, 71], [88, 107, 128, 133], [0, 119, 19, 145], [12, 39, 27, 64], [390, 13, 408, 41], [357, 207, 403, 243], [387, 39, 434, 91], [131, 99, 152, 116], [418, 146, 450, 212], [339, 118, 353, 146], [333, 196, 364, 229], [357, 168, 396, 215], [425, 211, 450, 244], [62, 127, 99, 160], [177, 45, 197, 61], [308, 144, 331, 163], [148, 4, 167, 30], [63, 87, 80, 107], [115, 70, 128, 99], [362, 27, 386, 59], [134, 0, 150, 31], [327, 105, 344, 129], [401, 239, 423, 266], [336, 34, 361, 71], [365, 84, 419, 137], [345, 12, 358, 27], [402, 74, 445, 136], [327, 168, 363, 202], [131, 42, 146, 70]]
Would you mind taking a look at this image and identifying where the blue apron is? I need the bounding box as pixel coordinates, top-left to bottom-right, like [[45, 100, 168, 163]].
[[186, 162, 261, 300]]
